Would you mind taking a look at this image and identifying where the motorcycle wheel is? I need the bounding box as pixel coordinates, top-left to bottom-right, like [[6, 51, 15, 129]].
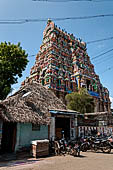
[[71, 148, 77, 157], [66, 147, 71, 155], [74, 150, 77, 157], [70, 148, 74, 155], [81, 145, 87, 152], [94, 146, 98, 152], [77, 151, 80, 157], [102, 146, 111, 153]]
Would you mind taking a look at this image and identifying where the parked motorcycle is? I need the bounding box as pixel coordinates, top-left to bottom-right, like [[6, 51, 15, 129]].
[[59, 138, 67, 155], [54, 131, 68, 156], [67, 140, 80, 156], [80, 138, 89, 152], [91, 138, 111, 153], [107, 136, 113, 149], [78, 136, 93, 152]]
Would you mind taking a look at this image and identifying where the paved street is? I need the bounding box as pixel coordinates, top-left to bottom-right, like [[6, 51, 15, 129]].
[[0, 151, 113, 170]]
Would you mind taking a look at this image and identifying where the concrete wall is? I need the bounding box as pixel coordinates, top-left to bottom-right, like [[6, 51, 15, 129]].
[[15, 123, 48, 151], [50, 117, 55, 141], [70, 118, 76, 140]]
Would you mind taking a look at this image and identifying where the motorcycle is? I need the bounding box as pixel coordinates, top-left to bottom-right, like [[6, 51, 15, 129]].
[[91, 138, 111, 153], [80, 138, 89, 152], [107, 136, 113, 149], [67, 140, 80, 157], [79, 136, 92, 152], [59, 138, 67, 155]]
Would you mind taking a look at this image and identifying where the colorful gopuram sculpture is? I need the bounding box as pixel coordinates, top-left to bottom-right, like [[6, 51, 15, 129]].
[[22, 19, 111, 112]]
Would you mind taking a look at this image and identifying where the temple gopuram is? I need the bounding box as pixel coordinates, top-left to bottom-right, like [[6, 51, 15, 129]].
[[22, 19, 111, 113]]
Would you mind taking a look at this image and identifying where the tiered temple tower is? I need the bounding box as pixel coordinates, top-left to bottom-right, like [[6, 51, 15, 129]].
[[22, 19, 111, 113]]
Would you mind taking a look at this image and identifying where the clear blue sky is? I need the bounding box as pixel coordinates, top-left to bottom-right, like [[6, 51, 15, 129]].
[[0, 0, 113, 107]]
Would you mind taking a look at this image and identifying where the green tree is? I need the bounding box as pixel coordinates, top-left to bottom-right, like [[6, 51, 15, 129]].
[[0, 42, 28, 100], [65, 88, 94, 113]]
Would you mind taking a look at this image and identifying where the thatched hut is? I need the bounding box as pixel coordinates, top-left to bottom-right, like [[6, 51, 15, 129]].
[[0, 82, 66, 153]]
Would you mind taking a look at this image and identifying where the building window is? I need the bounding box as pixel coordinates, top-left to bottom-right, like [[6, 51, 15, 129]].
[[32, 124, 40, 131]]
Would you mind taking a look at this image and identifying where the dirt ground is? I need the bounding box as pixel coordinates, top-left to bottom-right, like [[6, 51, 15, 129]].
[[0, 151, 113, 170]]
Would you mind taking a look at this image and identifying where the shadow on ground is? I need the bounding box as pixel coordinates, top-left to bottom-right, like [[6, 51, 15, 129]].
[[0, 151, 56, 168], [0, 151, 41, 168]]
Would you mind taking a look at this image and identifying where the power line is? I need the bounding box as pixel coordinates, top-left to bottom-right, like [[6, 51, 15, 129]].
[[28, 54, 36, 57], [92, 48, 113, 62], [0, 20, 26, 24], [93, 54, 113, 64], [32, 0, 113, 2], [86, 36, 113, 44], [32, 0, 91, 1], [92, 48, 113, 60], [1, 14, 113, 24]]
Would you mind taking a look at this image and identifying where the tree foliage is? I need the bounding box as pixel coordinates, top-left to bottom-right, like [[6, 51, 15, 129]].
[[0, 42, 28, 100], [65, 88, 94, 114]]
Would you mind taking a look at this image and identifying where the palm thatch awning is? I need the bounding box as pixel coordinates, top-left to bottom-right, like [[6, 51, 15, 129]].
[[84, 111, 113, 121], [84, 112, 110, 116], [0, 82, 66, 124]]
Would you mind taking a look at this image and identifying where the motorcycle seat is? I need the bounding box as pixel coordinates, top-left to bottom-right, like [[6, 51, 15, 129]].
[[94, 141, 100, 144], [101, 140, 107, 143]]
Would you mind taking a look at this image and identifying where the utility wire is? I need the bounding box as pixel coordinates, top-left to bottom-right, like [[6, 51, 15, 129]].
[[32, 0, 113, 2], [92, 48, 113, 60], [92, 48, 113, 62], [32, 0, 92, 1], [86, 36, 113, 44], [1, 14, 113, 24], [93, 53, 113, 64], [28, 54, 36, 57], [96, 55, 113, 64], [0, 20, 26, 24]]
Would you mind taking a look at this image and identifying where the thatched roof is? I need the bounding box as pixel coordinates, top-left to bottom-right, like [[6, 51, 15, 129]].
[[0, 82, 66, 124], [84, 112, 110, 116], [84, 111, 113, 121]]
